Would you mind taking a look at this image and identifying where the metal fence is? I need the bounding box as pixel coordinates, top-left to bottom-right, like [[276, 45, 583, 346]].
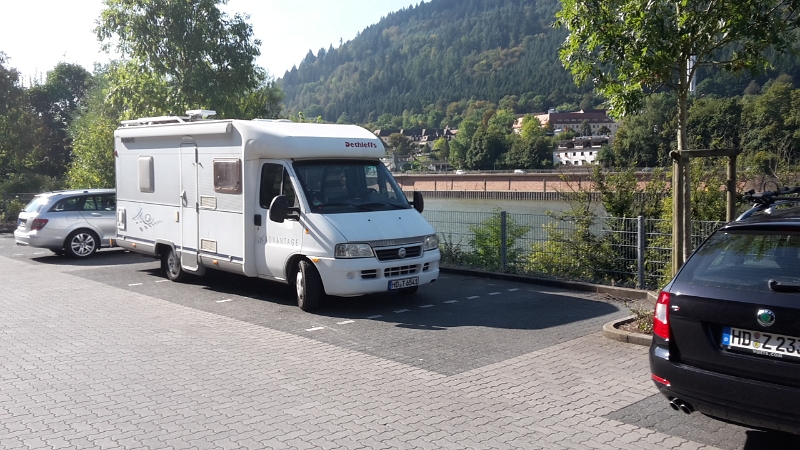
[[424, 209, 723, 291]]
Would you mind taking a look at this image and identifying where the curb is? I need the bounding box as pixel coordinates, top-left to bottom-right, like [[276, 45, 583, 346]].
[[603, 315, 653, 346]]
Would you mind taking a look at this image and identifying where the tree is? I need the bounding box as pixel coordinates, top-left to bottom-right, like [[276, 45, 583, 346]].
[[610, 92, 678, 167], [557, 0, 800, 268], [27, 63, 93, 178], [97, 0, 280, 119], [449, 118, 479, 168], [0, 54, 53, 189], [66, 72, 119, 189], [519, 115, 546, 140], [388, 133, 411, 155], [432, 137, 450, 160], [580, 120, 591, 137]]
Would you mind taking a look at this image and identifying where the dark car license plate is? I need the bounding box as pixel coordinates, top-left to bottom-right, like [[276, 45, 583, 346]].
[[722, 326, 800, 360]]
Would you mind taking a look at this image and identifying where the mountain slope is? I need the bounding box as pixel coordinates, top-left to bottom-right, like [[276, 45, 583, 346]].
[[279, 0, 587, 123]]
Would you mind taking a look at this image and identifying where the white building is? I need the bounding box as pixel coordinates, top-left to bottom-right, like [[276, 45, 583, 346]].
[[553, 137, 609, 166]]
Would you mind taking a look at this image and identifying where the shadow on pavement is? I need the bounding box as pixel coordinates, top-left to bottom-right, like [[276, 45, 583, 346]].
[[30, 248, 145, 267]]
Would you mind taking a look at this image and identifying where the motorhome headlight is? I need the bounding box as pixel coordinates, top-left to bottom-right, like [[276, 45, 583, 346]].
[[335, 243, 374, 258], [423, 234, 439, 251]]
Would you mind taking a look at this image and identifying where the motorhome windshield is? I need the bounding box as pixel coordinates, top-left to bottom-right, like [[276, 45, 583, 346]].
[[293, 160, 411, 213]]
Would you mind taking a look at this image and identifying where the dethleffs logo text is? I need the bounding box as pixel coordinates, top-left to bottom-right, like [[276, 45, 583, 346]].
[[345, 141, 378, 148]]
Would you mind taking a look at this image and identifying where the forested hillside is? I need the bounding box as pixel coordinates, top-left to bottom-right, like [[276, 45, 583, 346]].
[[280, 0, 800, 126], [280, 0, 588, 124]]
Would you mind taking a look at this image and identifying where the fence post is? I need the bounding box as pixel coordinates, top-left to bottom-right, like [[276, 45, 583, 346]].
[[637, 215, 645, 289], [500, 211, 507, 273]]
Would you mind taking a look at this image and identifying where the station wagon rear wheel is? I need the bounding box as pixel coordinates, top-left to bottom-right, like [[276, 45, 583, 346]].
[[295, 260, 322, 312], [65, 230, 99, 258]]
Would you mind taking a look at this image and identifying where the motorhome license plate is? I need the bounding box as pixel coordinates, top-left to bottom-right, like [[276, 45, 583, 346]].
[[389, 277, 419, 290], [722, 326, 800, 360]]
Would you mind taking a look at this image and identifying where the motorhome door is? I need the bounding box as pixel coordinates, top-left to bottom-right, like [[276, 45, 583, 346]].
[[180, 142, 200, 270], [254, 162, 303, 279]]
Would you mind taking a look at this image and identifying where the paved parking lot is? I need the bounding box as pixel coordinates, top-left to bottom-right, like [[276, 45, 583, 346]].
[[2, 234, 800, 449]]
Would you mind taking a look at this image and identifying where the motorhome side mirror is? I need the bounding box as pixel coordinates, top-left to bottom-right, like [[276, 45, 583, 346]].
[[269, 195, 289, 223], [412, 191, 424, 213]]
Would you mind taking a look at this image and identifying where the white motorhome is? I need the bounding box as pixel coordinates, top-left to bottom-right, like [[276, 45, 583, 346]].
[[114, 111, 440, 311]]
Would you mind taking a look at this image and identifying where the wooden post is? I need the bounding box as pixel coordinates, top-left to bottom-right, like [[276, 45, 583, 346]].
[[672, 155, 685, 276]]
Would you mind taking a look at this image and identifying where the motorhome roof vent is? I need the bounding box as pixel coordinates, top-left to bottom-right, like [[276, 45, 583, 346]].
[[186, 110, 217, 120]]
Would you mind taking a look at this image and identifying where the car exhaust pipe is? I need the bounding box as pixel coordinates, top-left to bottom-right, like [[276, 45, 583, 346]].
[[669, 398, 695, 414]]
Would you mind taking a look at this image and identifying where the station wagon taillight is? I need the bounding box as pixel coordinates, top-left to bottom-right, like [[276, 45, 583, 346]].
[[653, 291, 670, 340], [30, 219, 48, 231]]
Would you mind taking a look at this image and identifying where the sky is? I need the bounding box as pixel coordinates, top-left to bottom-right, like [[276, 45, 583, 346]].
[[0, 0, 418, 83]]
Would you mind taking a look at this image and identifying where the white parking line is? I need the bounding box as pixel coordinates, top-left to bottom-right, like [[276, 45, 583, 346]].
[[393, 309, 410, 313], [13, 254, 23, 256], [467, 296, 479, 299], [155, 280, 169, 283], [366, 315, 383, 319], [419, 304, 434, 308], [128, 283, 143, 287], [507, 288, 520, 292], [488, 292, 501, 296], [444, 300, 458, 304], [306, 326, 324, 331], [337, 320, 355, 325], [33, 251, 47, 255], [216, 299, 233, 303]]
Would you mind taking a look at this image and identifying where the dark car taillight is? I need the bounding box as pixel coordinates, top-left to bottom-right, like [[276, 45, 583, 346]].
[[30, 218, 48, 231], [653, 291, 670, 340]]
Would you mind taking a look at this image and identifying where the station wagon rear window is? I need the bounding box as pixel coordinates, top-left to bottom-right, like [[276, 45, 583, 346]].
[[677, 230, 800, 293]]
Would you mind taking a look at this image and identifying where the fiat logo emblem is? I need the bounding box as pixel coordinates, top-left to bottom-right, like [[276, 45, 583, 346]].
[[757, 309, 776, 327], [398, 247, 407, 258]]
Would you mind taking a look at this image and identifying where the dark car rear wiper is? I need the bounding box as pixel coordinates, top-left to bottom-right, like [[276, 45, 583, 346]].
[[768, 279, 800, 293]]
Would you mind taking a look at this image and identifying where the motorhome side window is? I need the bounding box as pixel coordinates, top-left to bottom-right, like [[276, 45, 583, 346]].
[[213, 159, 242, 194], [138, 156, 154, 193], [259, 164, 297, 208]]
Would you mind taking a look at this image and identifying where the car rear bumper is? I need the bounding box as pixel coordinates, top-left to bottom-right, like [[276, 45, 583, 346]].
[[650, 348, 800, 434], [14, 230, 63, 249]]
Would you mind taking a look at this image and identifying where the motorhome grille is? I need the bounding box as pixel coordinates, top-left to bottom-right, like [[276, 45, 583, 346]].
[[384, 265, 418, 277], [374, 245, 422, 261], [200, 239, 217, 253], [361, 269, 378, 279]]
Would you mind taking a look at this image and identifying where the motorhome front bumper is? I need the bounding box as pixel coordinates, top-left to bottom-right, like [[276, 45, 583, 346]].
[[314, 250, 440, 296]]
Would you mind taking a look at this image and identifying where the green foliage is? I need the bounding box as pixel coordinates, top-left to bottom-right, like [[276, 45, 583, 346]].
[[556, 0, 800, 118], [0, 197, 24, 223], [97, 0, 281, 119], [609, 92, 677, 167], [281, 0, 587, 123], [465, 212, 530, 272], [432, 137, 450, 160], [526, 188, 619, 282], [388, 133, 412, 155], [0, 54, 61, 191], [66, 74, 118, 189]]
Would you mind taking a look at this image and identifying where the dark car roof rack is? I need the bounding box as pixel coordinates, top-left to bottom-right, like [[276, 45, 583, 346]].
[[737, 186, 800, 221]]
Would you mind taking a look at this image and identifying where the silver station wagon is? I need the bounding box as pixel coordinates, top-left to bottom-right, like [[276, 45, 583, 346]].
[[14, 189, 117, 258]]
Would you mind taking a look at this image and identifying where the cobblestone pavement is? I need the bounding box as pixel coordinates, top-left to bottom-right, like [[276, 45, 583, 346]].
[[0, 238, 796, 449]]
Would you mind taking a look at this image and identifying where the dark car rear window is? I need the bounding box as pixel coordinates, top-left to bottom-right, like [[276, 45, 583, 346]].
[[676, 229, 800, 294]]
